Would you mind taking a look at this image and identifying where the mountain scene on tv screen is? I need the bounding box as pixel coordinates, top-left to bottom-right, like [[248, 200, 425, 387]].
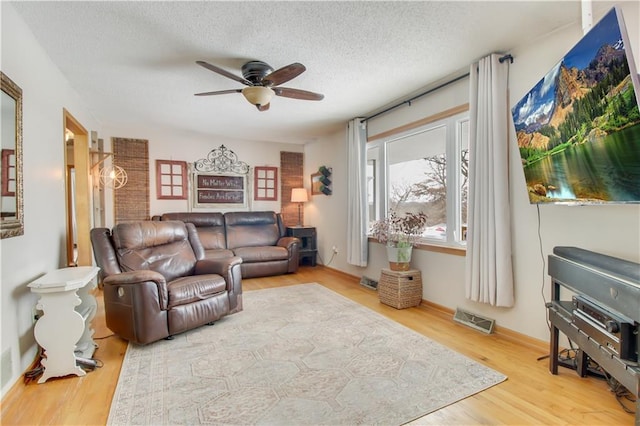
[[511, 8, 640, 204]]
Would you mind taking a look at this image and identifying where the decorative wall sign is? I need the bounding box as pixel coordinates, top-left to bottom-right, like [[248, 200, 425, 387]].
[[194, 145, 249, 174], [254, 166, 278, 201], [193, 173, 248, 208]]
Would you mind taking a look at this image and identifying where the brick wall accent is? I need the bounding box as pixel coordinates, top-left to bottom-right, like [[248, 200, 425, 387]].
[[113, 138, 150, 222], [280, 151, 304, 227]]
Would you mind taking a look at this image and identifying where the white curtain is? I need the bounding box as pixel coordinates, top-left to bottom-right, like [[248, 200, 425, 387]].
[[465, 54, 514, 307], [346, 118, 368, 266]]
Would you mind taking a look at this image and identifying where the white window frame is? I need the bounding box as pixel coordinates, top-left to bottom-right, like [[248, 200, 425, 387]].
[[367, 110, 469, 249]]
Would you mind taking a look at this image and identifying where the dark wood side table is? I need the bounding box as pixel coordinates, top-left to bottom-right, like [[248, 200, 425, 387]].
[[286, 226, 317, 266]]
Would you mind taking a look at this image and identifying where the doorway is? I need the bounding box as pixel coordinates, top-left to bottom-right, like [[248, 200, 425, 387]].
[[63, 109, 91, 267]]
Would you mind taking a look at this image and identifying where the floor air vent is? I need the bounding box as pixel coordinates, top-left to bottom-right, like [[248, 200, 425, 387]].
[[453, 308, 495, 334], [360, 276, 378, 290]]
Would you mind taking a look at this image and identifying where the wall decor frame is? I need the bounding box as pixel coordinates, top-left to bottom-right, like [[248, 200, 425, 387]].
[[1, 71, 24, 238], [2, 149, 16, 196], [511, 6, 640, 204], [156, 159, 188, 200], [254, 166, 278, 201], [311, 172, 322, 195], [193, 173, 248, 209]]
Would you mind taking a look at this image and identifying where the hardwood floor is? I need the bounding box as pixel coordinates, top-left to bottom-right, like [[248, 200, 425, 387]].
[[1, 266, 635, 425]]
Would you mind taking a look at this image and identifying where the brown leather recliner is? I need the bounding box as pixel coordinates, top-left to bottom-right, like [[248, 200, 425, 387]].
[[90, 220, 243, 345]]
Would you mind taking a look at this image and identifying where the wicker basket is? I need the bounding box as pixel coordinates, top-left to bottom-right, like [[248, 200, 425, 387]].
[[378, 269, 422, 309]]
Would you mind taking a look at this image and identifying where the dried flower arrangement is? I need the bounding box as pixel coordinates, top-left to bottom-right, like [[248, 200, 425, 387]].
[[370, 209, 428, 248]]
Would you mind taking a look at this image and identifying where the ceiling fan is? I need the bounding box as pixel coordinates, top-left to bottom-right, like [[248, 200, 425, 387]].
[[195, 60, 324, 111]]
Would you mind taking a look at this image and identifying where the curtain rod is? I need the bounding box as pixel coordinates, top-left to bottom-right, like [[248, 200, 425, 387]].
[[361, 54, 513, 123]]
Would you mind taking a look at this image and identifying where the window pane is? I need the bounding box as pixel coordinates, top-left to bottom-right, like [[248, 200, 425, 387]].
[[459, 119, 469, 242], [387, 126, 447, 241]]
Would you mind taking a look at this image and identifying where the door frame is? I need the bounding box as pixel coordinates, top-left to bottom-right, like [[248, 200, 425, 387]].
[[63, 109, 92, 267]]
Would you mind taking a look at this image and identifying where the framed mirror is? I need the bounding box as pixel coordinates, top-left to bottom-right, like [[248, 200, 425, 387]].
[[1, 71, 24, 238]]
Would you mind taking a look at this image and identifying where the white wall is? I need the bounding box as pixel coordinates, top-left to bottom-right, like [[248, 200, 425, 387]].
[[0, 3, 100, 396], [98, 125, 303, 226], [306, 0, 640, 343]]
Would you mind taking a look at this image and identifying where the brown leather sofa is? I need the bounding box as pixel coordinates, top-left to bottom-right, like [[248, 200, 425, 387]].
[[160, 211, 300, 278], [90, 220, 243, 344]]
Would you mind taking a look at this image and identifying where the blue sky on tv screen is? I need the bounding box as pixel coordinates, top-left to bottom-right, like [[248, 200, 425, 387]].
[[511, 8, 624, 130]]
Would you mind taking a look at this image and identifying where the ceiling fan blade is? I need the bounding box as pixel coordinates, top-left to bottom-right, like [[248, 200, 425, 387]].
[[257, 103, 270, 112], [263, 63, 306, 87], [196, 61, 252, 86], [194, 89, 242, 96], [274, 87, 324, 101]]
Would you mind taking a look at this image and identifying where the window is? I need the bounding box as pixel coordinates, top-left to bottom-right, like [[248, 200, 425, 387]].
[[155, 160, 187, 200], [367, 110, 469, 247], [254, 166, 278, 201]]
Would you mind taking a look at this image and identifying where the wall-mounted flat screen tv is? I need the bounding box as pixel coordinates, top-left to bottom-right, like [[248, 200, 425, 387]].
[[511, 6, 640, 204]]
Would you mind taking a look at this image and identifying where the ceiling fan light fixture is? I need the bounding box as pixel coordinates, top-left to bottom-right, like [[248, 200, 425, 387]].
[[242, 86, 274, 107]]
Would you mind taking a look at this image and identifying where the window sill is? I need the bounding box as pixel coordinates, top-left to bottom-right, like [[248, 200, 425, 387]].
[[368, 237, 466, 257]]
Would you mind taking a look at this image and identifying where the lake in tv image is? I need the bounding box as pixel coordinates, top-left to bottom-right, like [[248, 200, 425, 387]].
[[511, 7, 640, 204]]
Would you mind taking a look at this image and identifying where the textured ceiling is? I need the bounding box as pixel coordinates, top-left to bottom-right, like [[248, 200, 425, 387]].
[[10, 1, 601, 145]]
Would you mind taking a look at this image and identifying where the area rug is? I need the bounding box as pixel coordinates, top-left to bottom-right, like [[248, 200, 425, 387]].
[[107, 283, 506, 425]]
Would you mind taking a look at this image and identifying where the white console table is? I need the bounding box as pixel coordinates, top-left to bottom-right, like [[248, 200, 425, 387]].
[[28, 266, 100, 383]]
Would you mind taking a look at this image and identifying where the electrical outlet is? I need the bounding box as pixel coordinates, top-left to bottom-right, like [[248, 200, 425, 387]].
[[331, 245, 338, 254]]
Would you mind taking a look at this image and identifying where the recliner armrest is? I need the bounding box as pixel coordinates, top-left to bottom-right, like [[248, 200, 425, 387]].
[[195, 256, 243, 311], [194, 255, 242, 276], [277, 236, 300, 250], [103, 270, 169, 310], [277, 236, 300, 274]]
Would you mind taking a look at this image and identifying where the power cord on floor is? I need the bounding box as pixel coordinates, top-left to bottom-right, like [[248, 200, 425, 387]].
[[536, 204, 551, 332], [23, 345, 104, 383], [315, 250, 336, 267], [94, 333, 115, 340], [540, 343, 636, 416], [23, 347, 44, 384]]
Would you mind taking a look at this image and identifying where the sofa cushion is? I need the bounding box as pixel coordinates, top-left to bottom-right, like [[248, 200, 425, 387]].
[[233, 246, 289, 263], [162, 212, 227, 250], [167, 274, 227, 308], [225, 211, 281, 249], [204, 249, 235, 259]]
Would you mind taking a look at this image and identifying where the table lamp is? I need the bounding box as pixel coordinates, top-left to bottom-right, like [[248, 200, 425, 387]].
[[291, 188, 308, 226]]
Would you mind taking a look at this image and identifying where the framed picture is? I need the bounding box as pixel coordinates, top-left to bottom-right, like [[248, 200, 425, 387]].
[[311, 172, 322, 195], [155, 160, 187, 200], [254, 166, 278, 201], [193, 173, 248, 209]]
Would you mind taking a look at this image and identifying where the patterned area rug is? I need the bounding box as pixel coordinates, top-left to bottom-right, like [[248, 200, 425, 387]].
[[108, 283, 506, 425]]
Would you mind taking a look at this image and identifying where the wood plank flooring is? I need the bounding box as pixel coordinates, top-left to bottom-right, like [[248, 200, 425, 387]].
[[1, 266, 635, 425]]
